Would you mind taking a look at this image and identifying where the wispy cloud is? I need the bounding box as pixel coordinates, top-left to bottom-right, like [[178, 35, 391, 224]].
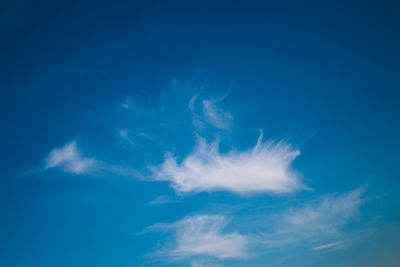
[[202, 98, 232, 130], [281, 187, 364, 235], [144, 188, 366, 264], [260, 187, 365, 247], [102, 76, 235, 161], [42, 140, 144, 179], [188, 89, 232, 131], [149, 215, 249, 260], [43, 140, 97, 174], [151, 130, 304, 195]]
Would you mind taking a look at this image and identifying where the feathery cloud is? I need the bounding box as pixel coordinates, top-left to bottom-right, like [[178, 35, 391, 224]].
[[150, 215, 249, 260], [143, 187, 365, 264], [261, 187, 365, 247], [282, 187, 364, 234], [188, 91, 233, 131], [151, 131, 304, 195]]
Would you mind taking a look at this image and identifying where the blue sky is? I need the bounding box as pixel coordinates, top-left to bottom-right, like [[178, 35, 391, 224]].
[[1, 1, 400, 266]]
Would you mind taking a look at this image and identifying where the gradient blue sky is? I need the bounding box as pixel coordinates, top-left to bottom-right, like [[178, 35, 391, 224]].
[[1, 1, 400, 266]]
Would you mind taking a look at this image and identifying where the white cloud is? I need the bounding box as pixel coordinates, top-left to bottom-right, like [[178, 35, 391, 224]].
[[41, 140, 147, 179], [43, 141, 96, 174], [188, 94, 206, 131], [202, 98, 232, 130], [151, 130, 304, 194], [282, 187, 364, 234], [261, 187, 365, 247], [151, 215, 249, 260], [188, 91, 233, 131]]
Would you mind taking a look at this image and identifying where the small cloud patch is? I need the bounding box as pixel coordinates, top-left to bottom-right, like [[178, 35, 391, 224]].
[[43, 141, 96, 175]]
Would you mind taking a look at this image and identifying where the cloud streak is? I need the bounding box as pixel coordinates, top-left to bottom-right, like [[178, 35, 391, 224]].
[[311, 241, 345, 250], [148, 195, 180, 206], [152, 131, 304, 195]]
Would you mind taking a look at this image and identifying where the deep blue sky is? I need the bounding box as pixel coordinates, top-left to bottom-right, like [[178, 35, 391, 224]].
[[1, 1, 400, 266]]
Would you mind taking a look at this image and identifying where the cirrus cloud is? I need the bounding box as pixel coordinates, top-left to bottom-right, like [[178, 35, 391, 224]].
[[43, 140, 97, 175], [259, 186, 366, 248], [151, 130, 305, 195], [148, 215, 249, 260]]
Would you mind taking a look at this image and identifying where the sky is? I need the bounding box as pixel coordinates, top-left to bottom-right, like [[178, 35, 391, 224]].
[[1, 0, 400, 266]]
